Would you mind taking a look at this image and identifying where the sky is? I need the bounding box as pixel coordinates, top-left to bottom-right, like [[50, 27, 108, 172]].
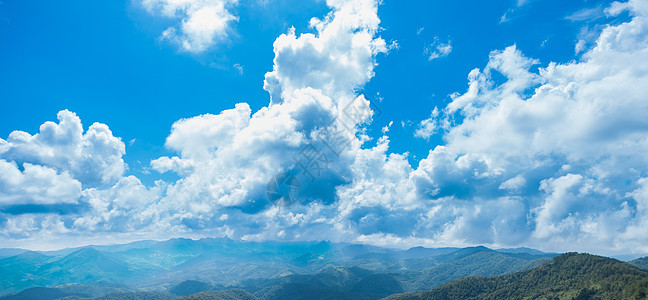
[[0, 0, 647, 255]]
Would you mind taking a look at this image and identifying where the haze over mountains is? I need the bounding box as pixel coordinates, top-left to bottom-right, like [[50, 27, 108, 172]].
[[2, 238, 648, 299], [0, 238, 556, 297]]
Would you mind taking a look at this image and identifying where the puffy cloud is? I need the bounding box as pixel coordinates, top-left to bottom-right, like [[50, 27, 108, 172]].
[[74, 176, 163, 232], [142, 0, 238, 53], [403, 0, 648, 251], [4, 0, 390, 245], [264, 0, 386, 103], [0, 110, 135, 242], [414, 107, 439, 140], [0, 110, 125, 187], [0, 160, 82, 206], [4, 0, 648, 256], [2, 0, 393, 241], [149, 0, 387, 222]]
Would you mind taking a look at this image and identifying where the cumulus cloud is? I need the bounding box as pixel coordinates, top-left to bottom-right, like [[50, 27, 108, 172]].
[[0, 111, 132, 240], [404, 0, 648, 251], [0, 0, 390, 245], [4, 0, 648, 255], [142, 0, 238, 53], [0, 160, 82, 206], [124, 0, 391, 240], [0, 110, 125, 187]]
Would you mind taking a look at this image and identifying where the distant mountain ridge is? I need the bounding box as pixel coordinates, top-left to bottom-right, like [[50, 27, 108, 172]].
[[632, 256, 648, 271], [3, 252, 648, 299], [0, 238, 558, 298]]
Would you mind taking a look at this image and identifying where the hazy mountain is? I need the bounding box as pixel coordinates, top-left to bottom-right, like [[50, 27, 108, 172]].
[[176, 289, 256, 300], [3, 246, 648, 299], [90, 291, 174, 300], [396, 249, 551, 291], [254, 283, 356, 300], [39, 241, 160, 257], [54, 283, 130, 298], [386, 253, 648, 300], [496, 247, 551, 255], [170, 280, 216, 297], [632, 256, 648, 271], [0, 238, 558, 298], [0, 287, 70, 300], [35, 248, 134, 287], [0, 251, 55, 293], [343, 273, 403, 298], [0, 249, 28, 259]]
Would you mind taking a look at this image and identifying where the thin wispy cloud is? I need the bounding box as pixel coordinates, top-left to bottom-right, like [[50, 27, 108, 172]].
[[425, 37, 452, 61]]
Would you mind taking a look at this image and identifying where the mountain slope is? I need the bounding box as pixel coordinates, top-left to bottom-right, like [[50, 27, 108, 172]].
[[632, 256, 648, 271], [396, 249, 551, 291], [35, 248, 134, 285], [170, 280, 215, 296], [385, 253, 648, 300], [0, 287, 69, 300], [0, 251, 54, 294], [254, 283, 359, 300], [176, 289, 257, 300], [344, 273, 403, 298], [0, 249, 28, 259], [0, 239, 557, 297]]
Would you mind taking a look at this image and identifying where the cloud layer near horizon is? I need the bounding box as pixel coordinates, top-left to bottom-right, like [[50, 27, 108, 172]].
[[2, 0, 648, 254]]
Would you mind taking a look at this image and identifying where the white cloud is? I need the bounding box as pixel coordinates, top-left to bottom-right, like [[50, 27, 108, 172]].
[[425, 37, 452, 61], [0, 160, 82, 206], [74, 176, 163, 232], [142, 0, 238, 53], [140, 0, 389, 237], [4, 0, 648, 255], [0, 110, 126, 187], [499, 174, 526, 192], [414, 107, 439, 140], [405, 0, 648, 251], [566, 6, 606, 22], [233, 63, 243, 74]]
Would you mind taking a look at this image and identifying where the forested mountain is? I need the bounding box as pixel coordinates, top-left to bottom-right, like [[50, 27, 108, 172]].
[[632, 256, 648, 271], [386, 253, 648, 300], [4, 252, 648, 300]]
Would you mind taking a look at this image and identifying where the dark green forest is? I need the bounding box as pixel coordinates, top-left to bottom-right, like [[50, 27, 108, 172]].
[[386, 253, 648, 300]]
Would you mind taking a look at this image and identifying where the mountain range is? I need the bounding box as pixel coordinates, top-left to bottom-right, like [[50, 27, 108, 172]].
[[1, 238, 646, 299]]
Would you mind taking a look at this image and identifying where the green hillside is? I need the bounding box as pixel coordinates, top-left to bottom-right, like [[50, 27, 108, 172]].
[[254, 283, 358, 300], [385, 253, 648, 300], [396, 249, 550, 291], [92, 291, 173, 300], [170, 281, 215, 297]]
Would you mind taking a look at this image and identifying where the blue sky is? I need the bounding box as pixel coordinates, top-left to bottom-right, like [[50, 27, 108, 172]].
[[1, 0, 625, 179], [1, 0, 647, 254]]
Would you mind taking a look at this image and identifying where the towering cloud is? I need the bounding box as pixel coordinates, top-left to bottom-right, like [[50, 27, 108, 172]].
[[147, 0, 389, 239]]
